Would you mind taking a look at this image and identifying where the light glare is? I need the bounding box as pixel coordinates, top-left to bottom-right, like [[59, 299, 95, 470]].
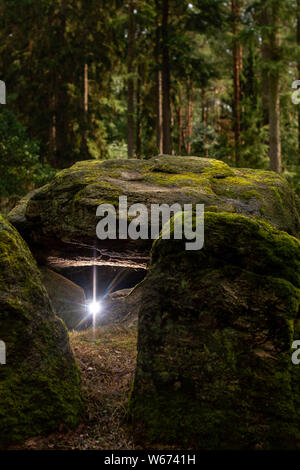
[[88, 301, 101, 315]]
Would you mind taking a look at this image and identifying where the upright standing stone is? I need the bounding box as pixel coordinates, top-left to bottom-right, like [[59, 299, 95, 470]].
[[129, 212, 300, 449], [0, 216, 83, 446]]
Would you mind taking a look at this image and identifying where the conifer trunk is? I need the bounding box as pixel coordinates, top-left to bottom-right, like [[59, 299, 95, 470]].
[[178, 85, 183, 155], [297, 0, 300, 163], [202, 88, 208, 157], [155, 0, 163, 154], [136, 64, 142, 159], [81, 63, 89, 158], [127, 0, 135, 159], [232, 0, 242, 166], [162, 0, 171, 154], [268, 4, 282, 173]]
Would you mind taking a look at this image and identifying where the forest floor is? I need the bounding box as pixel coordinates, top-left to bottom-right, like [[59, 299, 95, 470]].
[[16, 325, 138, 450]]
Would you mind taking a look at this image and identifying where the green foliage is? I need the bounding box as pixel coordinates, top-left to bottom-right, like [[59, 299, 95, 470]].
[[0, 109, 55, 204], [0, 0, 300, 184]]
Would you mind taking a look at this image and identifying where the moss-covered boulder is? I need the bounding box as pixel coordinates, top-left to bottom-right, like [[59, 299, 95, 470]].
[[8, 156, 300, 268], [0, 216, 83, 446], [40, 267, 87, 330], [129, 212, 300, 449]]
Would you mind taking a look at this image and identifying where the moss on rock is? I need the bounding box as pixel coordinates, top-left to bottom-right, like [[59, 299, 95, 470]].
[[129, 212, 300, 449], [0, 216, 83, 446], [8, 156, 300, 266]]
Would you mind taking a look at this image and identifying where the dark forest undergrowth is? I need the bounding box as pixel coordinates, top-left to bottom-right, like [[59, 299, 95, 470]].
[[10, 325, 139, 450]]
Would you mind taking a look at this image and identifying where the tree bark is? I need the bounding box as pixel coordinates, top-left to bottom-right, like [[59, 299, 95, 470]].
[[261, 1, 269, 126], [81, 63, 89, 158], [162, 0, 171, 154], [157, 70, 163, 153], [127, 0, 135, 159], [297, 0, 300, 163], [178, 84, 183, 155], [202, 88, 208, 158], [136, 64, 142, 159], [155, 0, 163, 154], [49, 91, 57, 161], [186, 80, 194, 155], [232, 0, 242, 166], [268, 73, 281, 173], [267, 3, 282, 173], [55, 0, 69, 166]]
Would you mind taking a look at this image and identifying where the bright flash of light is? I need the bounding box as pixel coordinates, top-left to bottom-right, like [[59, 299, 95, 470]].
[[88, 300, 102, 315]]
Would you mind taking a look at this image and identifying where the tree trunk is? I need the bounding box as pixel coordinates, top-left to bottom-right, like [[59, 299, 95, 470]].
[[186, 80, 194, 155], [81, 63, 89, 158], [49, 92, 57, 159], [268, 73, 281, 173], [202, 88, 208, 158], [54, 0, 69, 167], [260, 0, 269, 126], [127, 0, 135, 159], [178, 84, 183, 155], [156, 70, 163, 153], [267, 4, 282, 173], [232, 0, 242, 166], [155, 0, 163, 154], [162, 0, 171, 154], [297, 0, 300, 164], [136, 64, 142, 159]]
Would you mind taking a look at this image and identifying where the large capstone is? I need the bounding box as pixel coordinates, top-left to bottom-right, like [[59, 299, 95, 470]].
[[0, 216, 83, 446], [8, 156, 300, 269], [129, 212, 300, 449]]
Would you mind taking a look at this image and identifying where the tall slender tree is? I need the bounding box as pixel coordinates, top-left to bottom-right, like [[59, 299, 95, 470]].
[[162, 0, 171, 154], [155, 0, 163, 154], [268, 2, 282, 173], [297, 0, 300, 164], [80, 62, 89, 157], [231, 0, 242, 166], [127, 0, 136, 159]]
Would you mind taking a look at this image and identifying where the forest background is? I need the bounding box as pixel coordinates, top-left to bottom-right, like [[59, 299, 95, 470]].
[[0, 0, 299, 211]]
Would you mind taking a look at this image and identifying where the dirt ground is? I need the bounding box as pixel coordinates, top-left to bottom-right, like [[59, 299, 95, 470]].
[[15, 325, 138, 450]]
